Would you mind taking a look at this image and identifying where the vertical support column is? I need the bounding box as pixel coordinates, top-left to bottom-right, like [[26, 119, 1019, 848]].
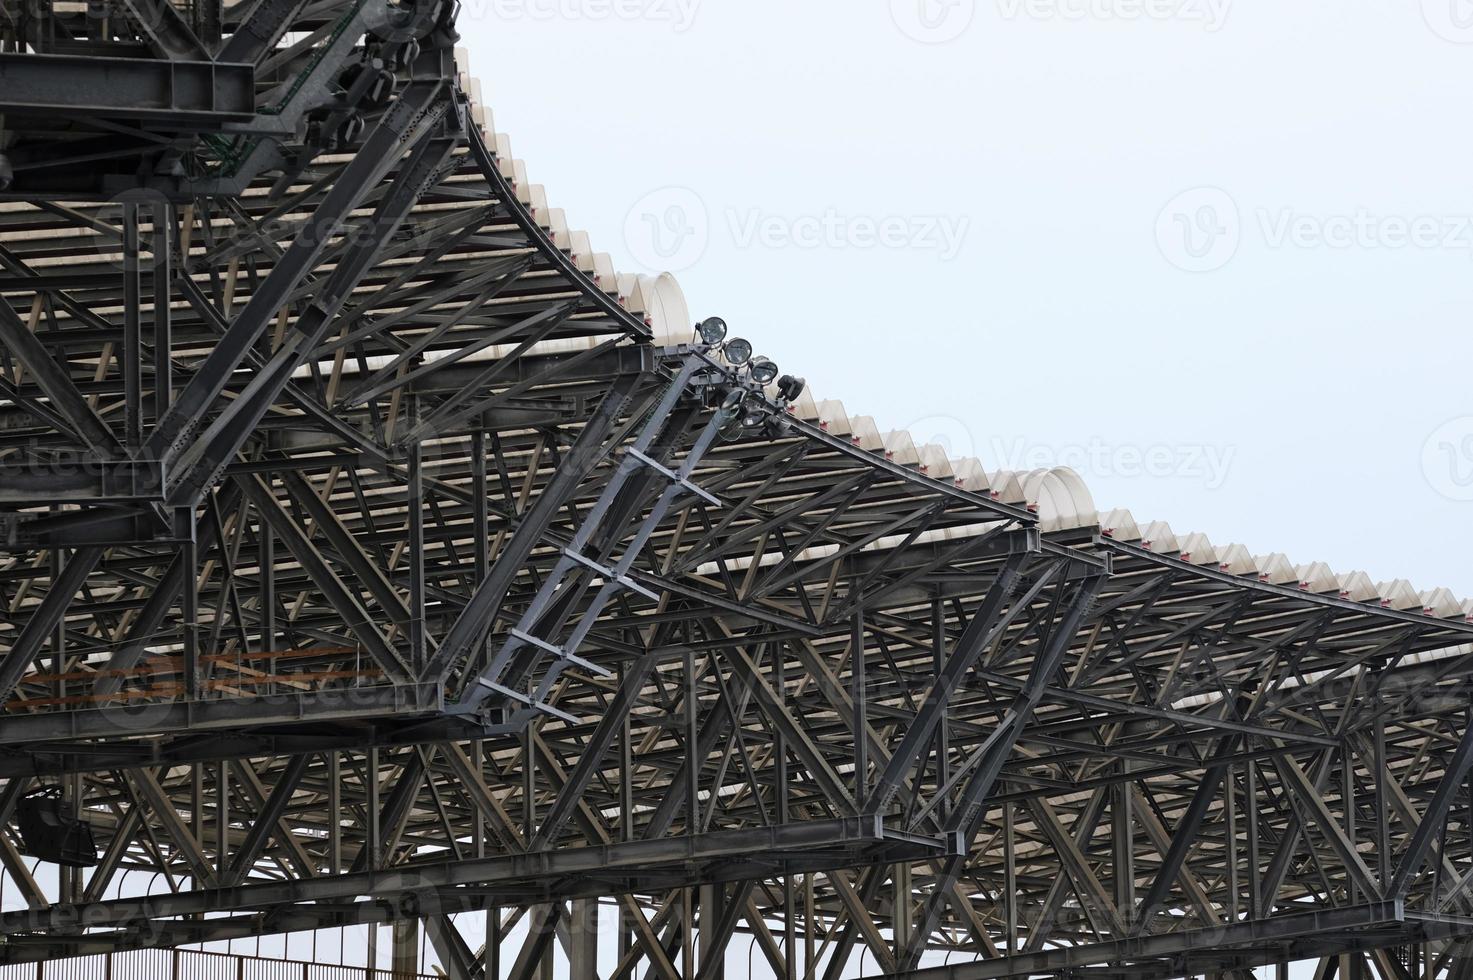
[[570, 899, 598, 980], [1247, 761, 1262, 920], [522, 728, 536, 841], [152, 199, 173, 424], [1467, 706, 1473, 874], [1112, 776, 1134, 929], [686, 647, 699, 834], [618, 902, 632, 971], [216, 760, 230, 874], [193, 0, 221, 47], [1374, 720, 1389, 886], [700, 885, 725, 980], [62, 768, 80, 902], [328, 751, 342, 875], [893, 863, 912, 959], [178, 507, 199, 699], [1344, 751, 1358, 905], [683, 889, 695, 980], [260, 520, 276, 655], [472, 425, 489, 576], [620, 660, 635, 844], [1003, 801, 1018, 956], [804, 876, 815, 980], [931, 597, 949, 824], [619, 679, 634, 966], [783, 877, 796, 980], [51, 547, 66, 681], [471, 738, 485, 861], [408, 439, 427, 674], [774, 645, 789, 824], [539, 915, 554, 980], [192, 765, 203, 875], [851, 611, 867, 802], [1226, 764, 1239, 921], [123, 200, 142, 453], [472, 422, 490, 673], [485, 907, 501, 980], [367, 747, 381, 872], [393, 918, 419, 980]]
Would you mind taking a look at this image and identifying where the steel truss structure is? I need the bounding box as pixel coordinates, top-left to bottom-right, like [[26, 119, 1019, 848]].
[[2, 5, 1473, 980]]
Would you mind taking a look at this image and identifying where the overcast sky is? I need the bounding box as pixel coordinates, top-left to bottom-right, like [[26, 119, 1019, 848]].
[[459, 0, 1473, 599]]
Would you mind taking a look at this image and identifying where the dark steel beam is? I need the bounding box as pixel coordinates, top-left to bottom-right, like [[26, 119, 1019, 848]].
[[0, 53, 253, 125]]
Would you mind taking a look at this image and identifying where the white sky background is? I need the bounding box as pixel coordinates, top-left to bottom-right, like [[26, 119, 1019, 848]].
[[458, 0, 1473, 599]]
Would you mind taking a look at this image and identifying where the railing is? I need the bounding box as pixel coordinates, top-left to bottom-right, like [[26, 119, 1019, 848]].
[[0, 948, 438, 980]]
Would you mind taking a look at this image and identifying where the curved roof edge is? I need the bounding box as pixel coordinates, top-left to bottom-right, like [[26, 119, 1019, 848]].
[[453, 48, 1473, 627]]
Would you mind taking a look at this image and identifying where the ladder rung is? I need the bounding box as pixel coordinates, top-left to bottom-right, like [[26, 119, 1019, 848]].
[[509, 629, 613, 679], [564, 548, 614, 578], [475, 679, 580, 723], [625, 447, 722, 507], [616, 576, 661, 602], [560, 650, 614, 679], [564, 549, 658, 599], [509, 628, 562, 657]]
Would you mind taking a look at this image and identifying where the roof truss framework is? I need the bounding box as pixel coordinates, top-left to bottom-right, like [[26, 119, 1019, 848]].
[[2, 6, 1473, 980]]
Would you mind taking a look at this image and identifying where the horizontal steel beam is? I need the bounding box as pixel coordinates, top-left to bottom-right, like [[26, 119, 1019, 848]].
[[0, 683, 444, 746], [0, 816, 948, 934], [884, 901, 1453, 980], [0, 459, 163, 506], [0, 53, 255, 125]]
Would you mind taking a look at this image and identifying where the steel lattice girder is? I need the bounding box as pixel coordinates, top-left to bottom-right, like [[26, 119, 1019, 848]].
[[4, 5, 1473, 980]]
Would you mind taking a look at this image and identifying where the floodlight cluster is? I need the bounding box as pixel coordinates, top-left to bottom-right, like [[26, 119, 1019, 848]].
[[691, 318, 807, 442]]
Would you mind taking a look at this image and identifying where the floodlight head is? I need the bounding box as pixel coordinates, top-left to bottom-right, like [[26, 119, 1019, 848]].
[[749, 357, 779, 386], [697, 317, 728, 346], [719, 388, 746, 414], [718, 415, 745, 442], [741, 394, 767, 429], [723, 338, 753, 367], [777, 375, 806, 402]]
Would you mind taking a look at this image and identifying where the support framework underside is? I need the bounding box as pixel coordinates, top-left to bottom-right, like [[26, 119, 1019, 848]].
[[1, 6, 1472, 980]]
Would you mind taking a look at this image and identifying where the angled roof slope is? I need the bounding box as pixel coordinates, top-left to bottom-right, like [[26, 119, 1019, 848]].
[[453, 47, 1472, 632]]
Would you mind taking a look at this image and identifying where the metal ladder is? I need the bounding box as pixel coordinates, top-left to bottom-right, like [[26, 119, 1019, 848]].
[[461, 354, 731, 726]]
